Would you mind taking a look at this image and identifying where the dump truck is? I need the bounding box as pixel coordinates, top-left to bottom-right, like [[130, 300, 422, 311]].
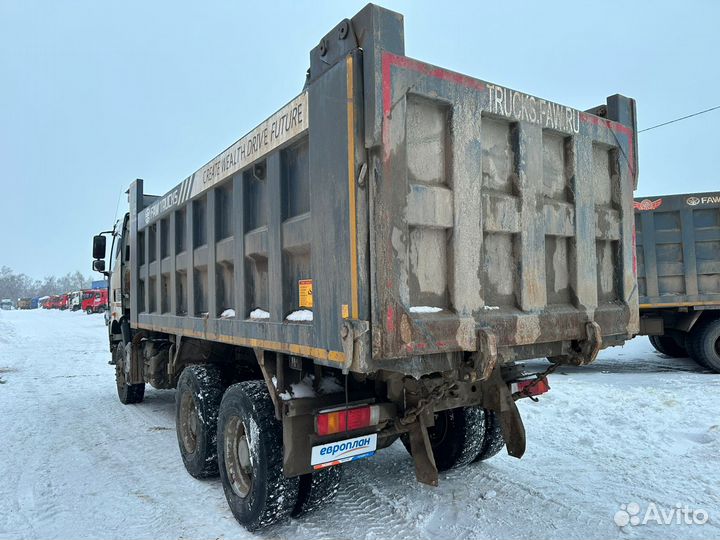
[[92, 4, 639, 530], [636, 191, 720, 372]]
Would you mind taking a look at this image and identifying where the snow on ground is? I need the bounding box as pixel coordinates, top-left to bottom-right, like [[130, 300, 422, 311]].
[[0, 309, 718, 540]]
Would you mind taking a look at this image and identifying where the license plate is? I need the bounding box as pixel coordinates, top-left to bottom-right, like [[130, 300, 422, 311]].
[[311, 433, 377, 469]]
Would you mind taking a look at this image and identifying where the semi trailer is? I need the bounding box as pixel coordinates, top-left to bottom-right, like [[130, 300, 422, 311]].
[[636, 192, 720, 372], [93, 4, 639, 530]]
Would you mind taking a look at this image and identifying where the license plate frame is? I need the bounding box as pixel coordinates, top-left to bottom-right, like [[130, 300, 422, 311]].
[[310, 433, 378, 469]]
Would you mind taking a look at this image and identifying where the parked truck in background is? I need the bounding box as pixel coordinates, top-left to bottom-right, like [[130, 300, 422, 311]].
[[86, 288, 108, 314], [17, 298, 33, 310], [92, 279, 108, 290], [80, 290, 98, 313], [92, 4, 639, 530], [636, 192, 720, 372], [1, 299, 12, 310]]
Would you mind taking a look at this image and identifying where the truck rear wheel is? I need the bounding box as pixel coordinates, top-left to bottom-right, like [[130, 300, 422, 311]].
[[217, 380, 299, 530], [176, 365, 224, 478], [473, 409, 506, 462], [292, 466, 342, 518], [686, 318, 720, 372], [648, 335, 687, 358], [401, 406, 486, 472], [114, 345, 144, 404]]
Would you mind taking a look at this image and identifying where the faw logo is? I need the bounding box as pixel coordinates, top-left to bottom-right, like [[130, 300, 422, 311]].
[[686, 195, 720, 206], [634, 198, 663, 211]]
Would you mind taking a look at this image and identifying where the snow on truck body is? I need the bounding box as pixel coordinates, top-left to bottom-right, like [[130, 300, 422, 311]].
[[93, 4, 638, 530]]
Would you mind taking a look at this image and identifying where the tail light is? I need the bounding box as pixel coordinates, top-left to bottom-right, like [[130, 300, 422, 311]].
[[316, 405, 380, 436], [511, 378, 550, 398]]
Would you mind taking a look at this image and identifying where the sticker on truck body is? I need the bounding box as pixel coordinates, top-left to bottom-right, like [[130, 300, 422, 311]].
[[311, 433, 377, 469], [298, 279, 313, 308]]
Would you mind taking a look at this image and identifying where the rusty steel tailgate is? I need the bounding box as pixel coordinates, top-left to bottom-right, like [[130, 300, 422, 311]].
[[369, 52, 639, 360]]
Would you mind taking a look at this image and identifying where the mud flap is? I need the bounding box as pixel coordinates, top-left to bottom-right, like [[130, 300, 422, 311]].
[[408, 415, 439, 486], [481, 364, 526, 458]]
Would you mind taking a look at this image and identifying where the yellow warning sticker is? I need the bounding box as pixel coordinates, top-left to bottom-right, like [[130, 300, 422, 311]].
[[299, 279, 313, 308], [342, 304, 349, 319]]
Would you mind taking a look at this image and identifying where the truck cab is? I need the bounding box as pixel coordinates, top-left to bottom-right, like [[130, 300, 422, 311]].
[[87, 289, 108, 314], [108, 215, 129, 327], [69, 291, 81, 311], [80, 290, 96, 313], [91, 213, 130, 349], [1, 299, 12, 310]]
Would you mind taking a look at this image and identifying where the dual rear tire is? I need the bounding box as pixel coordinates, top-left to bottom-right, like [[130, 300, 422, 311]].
[[216, 380, 299, 530], [174, 372, 340, 530], [649, 319, 720, 372], [686, 318, 720, 372], [648, 334, 687, 358], [401, 406, 506, 472]]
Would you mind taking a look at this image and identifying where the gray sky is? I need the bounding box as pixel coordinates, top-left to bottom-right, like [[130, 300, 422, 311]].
[[1, 0, 718, 278]]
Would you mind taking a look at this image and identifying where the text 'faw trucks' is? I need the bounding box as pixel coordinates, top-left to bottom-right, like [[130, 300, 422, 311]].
[[92, 4, 639, 530]]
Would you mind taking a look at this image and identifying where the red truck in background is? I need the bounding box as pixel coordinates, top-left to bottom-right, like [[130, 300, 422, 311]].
[[58, 294, 69, 310], [45, 295, 61, 309], [86, 289, 108, 314], [73, 290, 96, 311]]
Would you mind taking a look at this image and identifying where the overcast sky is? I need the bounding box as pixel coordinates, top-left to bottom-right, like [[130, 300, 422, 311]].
[[1, 0, 718, 279]]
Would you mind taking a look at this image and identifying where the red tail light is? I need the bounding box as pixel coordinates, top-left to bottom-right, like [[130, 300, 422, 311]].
[[511, 378, 550, 398], [316, 405, 379, 436]]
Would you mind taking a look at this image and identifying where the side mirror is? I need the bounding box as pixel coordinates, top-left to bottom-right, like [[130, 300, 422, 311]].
[[92, 235, 106, 260], [93, 259, 106, 272]]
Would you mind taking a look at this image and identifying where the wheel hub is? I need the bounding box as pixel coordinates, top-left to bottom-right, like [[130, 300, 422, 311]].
[[179, 392, 199, 454], [428, 410, 451, 448], [224, 416, 253, 498], [114, 348, 126, 389]]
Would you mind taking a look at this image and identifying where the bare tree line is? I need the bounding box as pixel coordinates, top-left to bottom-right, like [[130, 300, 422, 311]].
[[0, 266, 93, 300]]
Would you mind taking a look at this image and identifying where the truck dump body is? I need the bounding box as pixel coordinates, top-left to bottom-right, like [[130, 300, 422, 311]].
[[635, 192, 720, 308], [128, 6, 638, 372]]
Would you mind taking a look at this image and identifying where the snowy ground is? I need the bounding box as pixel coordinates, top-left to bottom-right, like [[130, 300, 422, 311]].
[[0, 309, 718, 540]]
